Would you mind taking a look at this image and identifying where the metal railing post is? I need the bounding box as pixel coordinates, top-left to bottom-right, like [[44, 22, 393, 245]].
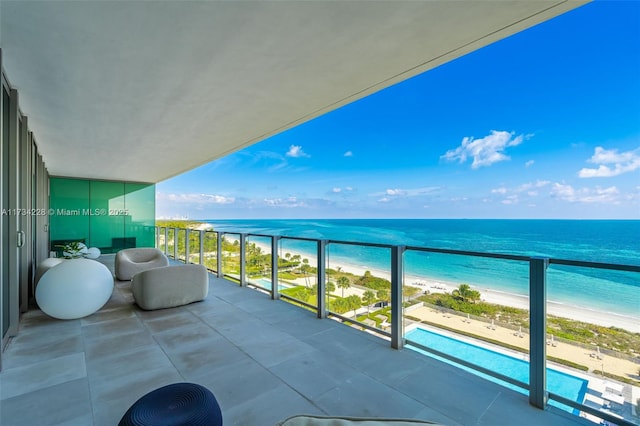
[[529, 257, 549, 409], [185, 228, 190, 263], [216, 232, 223, 278], [271, 236, 280, 300], [317, 240, 327, 318], [391, 245, 404, 349], [240, 233, 247, 287], [164, 227, 168, 255], [199, 230, 204, 265]]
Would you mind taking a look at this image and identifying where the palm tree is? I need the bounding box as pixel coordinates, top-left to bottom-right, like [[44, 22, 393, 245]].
[[452, 284, 480, 303], [362, 290, 376, 314], [300, 258, 311, 287], [326, 280, 336, 295], [337, 276, 351, 297], [347, 295, 362, 318]]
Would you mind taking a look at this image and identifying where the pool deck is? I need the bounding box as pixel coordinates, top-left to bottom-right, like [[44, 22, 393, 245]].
[[1, 257, 597, 425]]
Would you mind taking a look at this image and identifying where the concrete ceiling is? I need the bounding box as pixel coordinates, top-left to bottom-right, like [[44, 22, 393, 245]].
[[1, 1, 587, 184]]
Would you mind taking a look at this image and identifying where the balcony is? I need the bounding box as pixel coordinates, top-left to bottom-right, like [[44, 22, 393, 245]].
[[158, 226, 640, 425], [0, 254, 593, 426]]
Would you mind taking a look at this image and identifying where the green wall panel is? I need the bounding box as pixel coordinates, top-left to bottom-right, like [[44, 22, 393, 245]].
[[49, 177, 155, 254], [49, 178, 90, 246]]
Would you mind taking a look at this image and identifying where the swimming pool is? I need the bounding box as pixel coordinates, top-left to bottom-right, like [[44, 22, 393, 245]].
[[405, 327, 588, 413], [249, 277, 288, 291]]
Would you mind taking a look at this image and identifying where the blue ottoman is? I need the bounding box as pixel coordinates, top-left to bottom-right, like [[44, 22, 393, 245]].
[[119, 383, 222, 426]]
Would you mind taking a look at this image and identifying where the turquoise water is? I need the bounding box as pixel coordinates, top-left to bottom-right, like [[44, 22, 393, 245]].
[[405, 327, 588, 412], [204, 219, 640, 318]]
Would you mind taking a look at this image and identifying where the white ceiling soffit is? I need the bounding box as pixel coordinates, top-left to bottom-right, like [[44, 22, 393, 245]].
[[1, 1, 588, 183]]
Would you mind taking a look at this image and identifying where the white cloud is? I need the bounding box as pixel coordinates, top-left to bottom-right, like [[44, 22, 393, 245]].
[[374, 187, 440, 198], [263, 196, 305, 208], [331, 187, 354, 194], [491, 180, 549, 197], [441, 130, 527, 169], [578, 146, 640, 177], [550, 183, 620, 204], [386, 188, 404, 196], [160, 193, 235, 204], [344, 151, 353, 157], [501, 195, 519, 205], [525, 160, 535, 168], [516, 180, 550, 192], [378, 197, 390, 203], [286, 145, 310, 158]]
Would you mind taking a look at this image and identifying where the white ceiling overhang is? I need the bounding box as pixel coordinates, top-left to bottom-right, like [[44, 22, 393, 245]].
[[1, 1, 588, 183]]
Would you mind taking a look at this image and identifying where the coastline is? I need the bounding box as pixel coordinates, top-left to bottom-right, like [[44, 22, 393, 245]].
[[256, 242, 640, 333]]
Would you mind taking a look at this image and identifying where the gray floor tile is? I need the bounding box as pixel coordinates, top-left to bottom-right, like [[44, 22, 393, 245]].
[[0, 378, 92, 426], [1, 333, 83, 370], [82, 316, 145, 343], [91, 367, 184, 426], [141, 309, 203, 334], [268, 349, 360, 400], [196, 357, 284, 411], [223, 384, 325, 426], [312, 373, 426, 419], [0, 352, 86, 400], [86, 344, 174, 387]]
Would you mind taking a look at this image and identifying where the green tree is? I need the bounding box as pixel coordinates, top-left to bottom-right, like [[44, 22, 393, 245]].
[[376, 288, 388, 303], [337, 276, 351, 297], [326, 280, 336, 294], [347, 294, 362, 318], [362, 290, 376, 313], [452, 284, 481, 303]]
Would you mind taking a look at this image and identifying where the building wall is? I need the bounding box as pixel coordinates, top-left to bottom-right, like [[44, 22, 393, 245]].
[[49, 177, 155, 254]]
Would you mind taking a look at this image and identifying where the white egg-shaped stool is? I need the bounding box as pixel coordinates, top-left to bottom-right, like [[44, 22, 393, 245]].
[[36, 258, 114, 320], [85, 247, 101, 259]]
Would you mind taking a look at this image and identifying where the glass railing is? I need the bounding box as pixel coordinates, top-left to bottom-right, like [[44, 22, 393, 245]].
[[155, 226, 639, 426]]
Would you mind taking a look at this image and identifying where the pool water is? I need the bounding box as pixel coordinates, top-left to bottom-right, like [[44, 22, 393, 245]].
[[405, 327, 587, 413]]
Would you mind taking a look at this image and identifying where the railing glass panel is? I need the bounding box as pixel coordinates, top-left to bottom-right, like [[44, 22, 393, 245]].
[[245, 235, 273, 292], [403, 250, 531, 393], [326, 242, 392, 333], [166, 228, 175, 259], [202, 231, 218, 272], [157, 227, 166, 253], [545, 262, 639, 425], [176, 229, 187, 262], [278, 238, 318, 309], [220, 233, 241, 283], [187, 230, 201, 264]]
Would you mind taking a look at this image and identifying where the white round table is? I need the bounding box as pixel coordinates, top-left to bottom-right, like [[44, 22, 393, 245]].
[[35, 258, 114, 320]]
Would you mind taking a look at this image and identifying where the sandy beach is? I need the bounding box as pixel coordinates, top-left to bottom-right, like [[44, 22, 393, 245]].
[[239, 239, 640, 333]]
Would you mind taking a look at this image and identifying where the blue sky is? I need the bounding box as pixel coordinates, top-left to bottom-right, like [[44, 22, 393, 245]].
[[157, 1, 640, 220]]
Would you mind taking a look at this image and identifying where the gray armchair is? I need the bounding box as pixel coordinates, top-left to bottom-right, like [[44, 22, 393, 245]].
[[115, 248, 169, 280], [131, 264, 208, 310]]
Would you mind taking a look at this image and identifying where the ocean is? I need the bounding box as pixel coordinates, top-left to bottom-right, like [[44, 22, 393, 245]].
[[203, 219, 640, 319]]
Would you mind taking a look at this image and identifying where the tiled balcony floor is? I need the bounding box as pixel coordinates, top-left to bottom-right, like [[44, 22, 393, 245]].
[[0, 257, 589, 426]]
